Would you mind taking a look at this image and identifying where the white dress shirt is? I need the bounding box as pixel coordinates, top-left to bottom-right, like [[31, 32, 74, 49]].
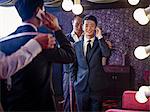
[[0, 39, 42, 80]]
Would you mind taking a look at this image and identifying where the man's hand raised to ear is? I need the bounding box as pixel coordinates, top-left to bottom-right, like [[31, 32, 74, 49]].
[[41, 12, 61, 31]]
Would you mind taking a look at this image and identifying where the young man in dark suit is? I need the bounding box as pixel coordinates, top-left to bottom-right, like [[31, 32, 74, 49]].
[[0, 0, 75, 111], [63, 15, 83, 112], [70, 15, 110, 111]]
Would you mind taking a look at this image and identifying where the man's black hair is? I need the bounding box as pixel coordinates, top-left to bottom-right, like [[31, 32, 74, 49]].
[[83, 15, 98, 26], [15, 0, 44, 21]]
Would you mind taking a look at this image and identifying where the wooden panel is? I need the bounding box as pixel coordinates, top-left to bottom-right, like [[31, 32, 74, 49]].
[[103, 65, 131, 99]]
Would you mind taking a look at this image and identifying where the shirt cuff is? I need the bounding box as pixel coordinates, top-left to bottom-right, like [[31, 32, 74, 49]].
[[23, 39, 42, 57], [97, 35, 103, 40]]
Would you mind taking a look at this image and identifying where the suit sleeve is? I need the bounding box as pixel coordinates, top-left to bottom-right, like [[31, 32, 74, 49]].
[[98, 38, 111, 58], [0, 39, 42, 80], [44, 30, 75, 64]]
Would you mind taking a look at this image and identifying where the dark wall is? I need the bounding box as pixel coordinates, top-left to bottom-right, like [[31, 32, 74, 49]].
[[47, 8, 150, 89]]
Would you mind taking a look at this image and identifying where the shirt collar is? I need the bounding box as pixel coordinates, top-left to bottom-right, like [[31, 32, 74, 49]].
[[71, 30, 81, 42], [84, 36, 95, 44], [20, 22, 38, 32], [71, 30, 77, 37]]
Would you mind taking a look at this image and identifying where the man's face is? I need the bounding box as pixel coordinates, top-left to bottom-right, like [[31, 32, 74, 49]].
[[72, 16, 82, 34], [83, 20, 96, 38]]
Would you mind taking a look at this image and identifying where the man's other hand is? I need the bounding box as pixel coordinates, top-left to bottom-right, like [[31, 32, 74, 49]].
[[34, 33, 56, 49]]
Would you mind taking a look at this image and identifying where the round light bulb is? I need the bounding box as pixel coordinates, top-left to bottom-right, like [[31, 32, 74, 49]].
[[135, 91, 148, 103], [139, 86, 150, 95], [133, 8, 150, 25], [62, 0, 73, 11], [133, 8, 146, 21], [138, 18, 149, 25], [134, 46, 150, 59], [128, 0, 140, 5], [72, 4, 83, 15]]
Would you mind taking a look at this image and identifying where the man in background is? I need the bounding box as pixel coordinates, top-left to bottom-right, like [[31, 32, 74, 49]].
[[0, 0, 75, 111], [63, 15, 83, 112]]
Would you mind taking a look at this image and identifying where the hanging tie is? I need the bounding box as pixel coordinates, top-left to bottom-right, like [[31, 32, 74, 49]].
[[86, 40, 91, 61]]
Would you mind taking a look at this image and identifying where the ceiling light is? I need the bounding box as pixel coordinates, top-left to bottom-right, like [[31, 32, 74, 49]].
[[72, 4, 83, 15], [62, 0, 73, 11], [87, 0, 118, 3], [128, 0, 140, 5], [72, 0, 83, 15]]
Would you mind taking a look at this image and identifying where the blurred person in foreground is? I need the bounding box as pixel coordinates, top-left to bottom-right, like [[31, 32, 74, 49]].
[[0, 0, 75, 111], [0, 33, 54, 111]]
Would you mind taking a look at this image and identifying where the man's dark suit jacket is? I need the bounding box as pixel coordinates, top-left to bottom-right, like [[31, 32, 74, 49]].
[[71, 37, 110, 94], [0, 24, 75, 111]]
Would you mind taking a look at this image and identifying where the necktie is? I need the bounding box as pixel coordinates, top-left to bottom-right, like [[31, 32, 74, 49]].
[[86, 40, 91, 60]]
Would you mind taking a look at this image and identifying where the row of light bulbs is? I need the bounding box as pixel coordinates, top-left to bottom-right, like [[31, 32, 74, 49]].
[[128, 0, 150, 60], [129, 1, 150, 104], [128, 0, 150, 25], [62, 0, 83, 15]]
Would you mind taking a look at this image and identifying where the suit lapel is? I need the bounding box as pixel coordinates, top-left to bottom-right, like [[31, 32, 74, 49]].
[[87, 38, 99, 62]]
